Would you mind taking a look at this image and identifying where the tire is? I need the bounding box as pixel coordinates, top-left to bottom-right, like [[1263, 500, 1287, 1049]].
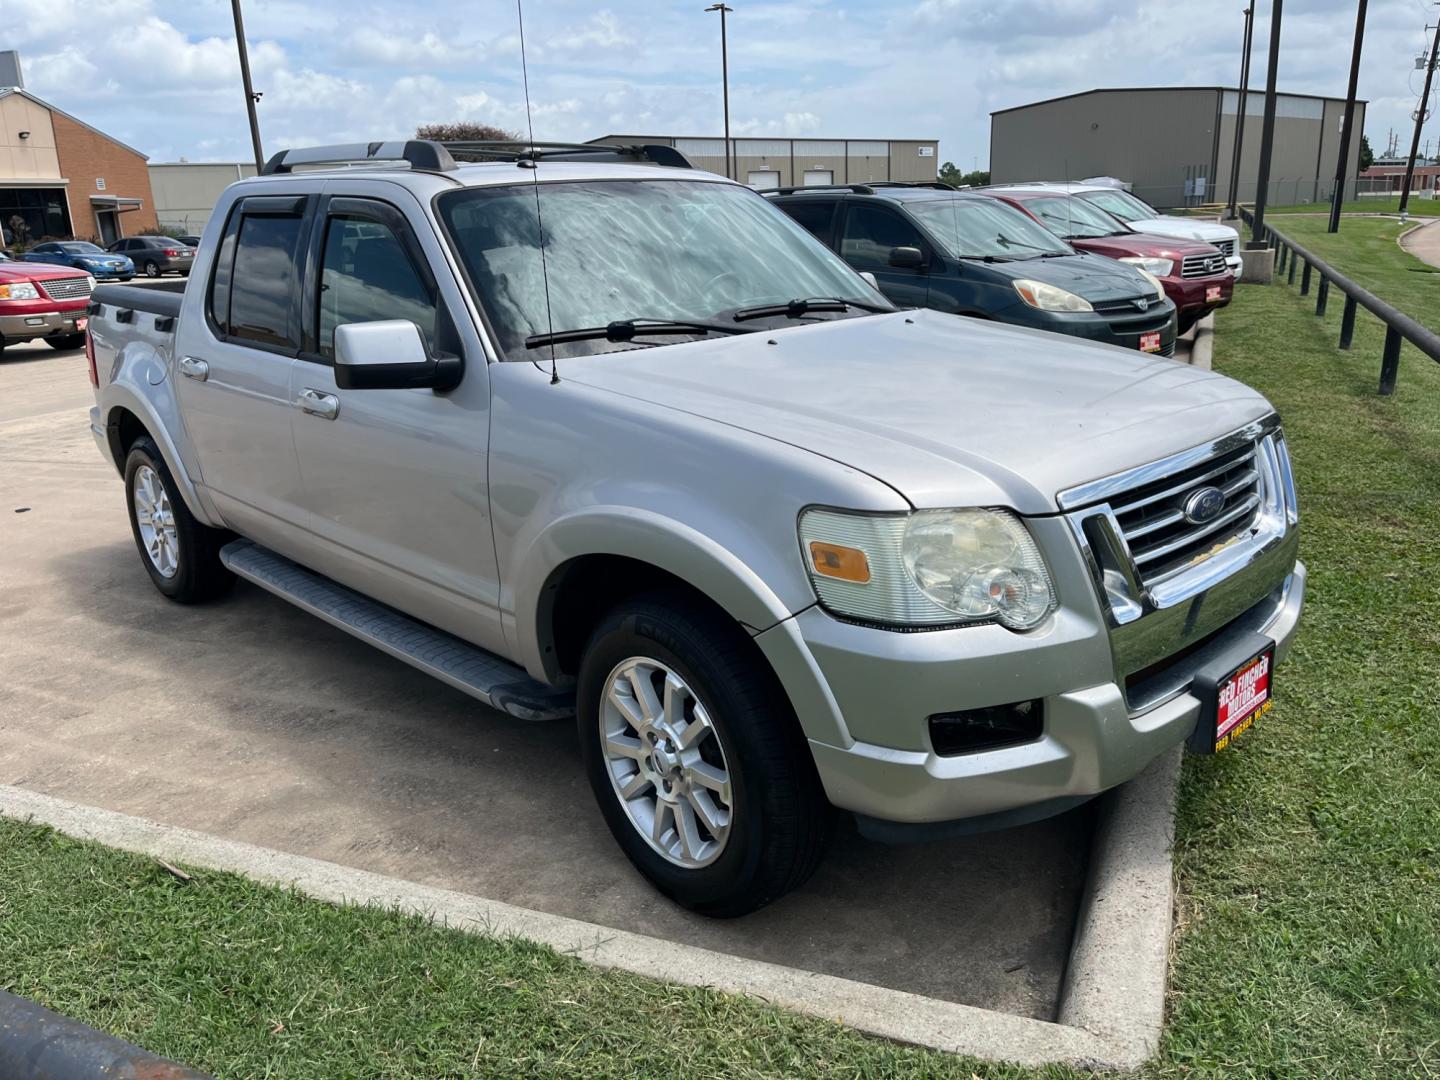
[[143, 260, 160, 278], [577, 594, 829, 917], [46, 333, 86, 351], [1177, 312, 1199, 336], [123, 436, 234, 603]]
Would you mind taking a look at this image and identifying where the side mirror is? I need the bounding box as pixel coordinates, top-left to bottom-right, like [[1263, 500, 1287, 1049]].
[[858, 271, 879, 289], [887, 245, 926, 270], [334, 320, 461, 391]]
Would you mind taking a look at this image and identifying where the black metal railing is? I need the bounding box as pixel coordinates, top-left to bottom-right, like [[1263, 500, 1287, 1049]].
[[1240, 208, 1440, 395]]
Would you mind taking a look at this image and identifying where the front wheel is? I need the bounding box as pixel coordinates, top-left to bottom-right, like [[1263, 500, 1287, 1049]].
[[1177, 312, 1200, 336], [577, 595, 830, 917], [46, 333, 86, 351], [123, 436, 234, 603]]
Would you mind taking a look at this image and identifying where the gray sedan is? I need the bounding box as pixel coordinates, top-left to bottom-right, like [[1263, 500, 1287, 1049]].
[[107, 236, 196, 278]]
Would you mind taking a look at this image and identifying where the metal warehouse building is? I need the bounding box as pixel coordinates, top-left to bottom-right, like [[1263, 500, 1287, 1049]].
[[990, 87, 1365, 210], [587, 135, 939, 189]]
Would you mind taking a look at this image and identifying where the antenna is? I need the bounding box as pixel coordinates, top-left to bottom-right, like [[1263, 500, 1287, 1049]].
[[516, 0, 559, 385]]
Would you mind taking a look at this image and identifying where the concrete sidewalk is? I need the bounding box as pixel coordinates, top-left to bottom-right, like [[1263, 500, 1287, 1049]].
[[0, 344, 1091, 1022], [1400, 218, 1440, 269]]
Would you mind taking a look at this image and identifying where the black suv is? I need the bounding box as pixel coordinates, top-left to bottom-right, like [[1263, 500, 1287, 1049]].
[[769, 184, 1177, 356]]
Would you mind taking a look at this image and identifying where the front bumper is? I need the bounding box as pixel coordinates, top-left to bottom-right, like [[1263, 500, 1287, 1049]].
[[0, 308, 88, 341], [1164, 273, 1235, 318]]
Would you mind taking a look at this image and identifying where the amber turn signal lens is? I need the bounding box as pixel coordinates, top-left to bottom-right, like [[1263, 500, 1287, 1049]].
[[809, 541, 871, 583]]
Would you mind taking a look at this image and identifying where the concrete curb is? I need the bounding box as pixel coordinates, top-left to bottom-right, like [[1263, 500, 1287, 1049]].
[[1058, 748, 1181, 1065], [0, 785, 1109, 1068], [1189, 313, 1215, 370]]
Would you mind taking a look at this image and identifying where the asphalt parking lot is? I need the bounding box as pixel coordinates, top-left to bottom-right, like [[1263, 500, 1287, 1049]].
[[0, 341, 1092, 1022]]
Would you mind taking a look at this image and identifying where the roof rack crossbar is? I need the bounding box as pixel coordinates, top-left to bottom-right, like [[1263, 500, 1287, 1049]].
[[440, 140, 692, 169], [261, 140, 457, 175], [867, 181, 955, 191], [769, 184, 875, 196]]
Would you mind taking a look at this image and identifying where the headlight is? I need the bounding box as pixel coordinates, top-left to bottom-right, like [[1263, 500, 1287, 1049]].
[[1119, 256, 1174, 279], [1011, 279, 1092, 313], [0, 281, 41, 300], [1134, 267, 1167, 300], [798, 508, 1056, 631]]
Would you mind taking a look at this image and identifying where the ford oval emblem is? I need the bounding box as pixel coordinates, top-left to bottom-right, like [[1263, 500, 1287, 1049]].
[[1182, 485, 1227, 525]]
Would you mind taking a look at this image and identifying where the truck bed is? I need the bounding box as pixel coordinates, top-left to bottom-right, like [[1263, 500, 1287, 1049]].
[[91, 284, 184, 320]]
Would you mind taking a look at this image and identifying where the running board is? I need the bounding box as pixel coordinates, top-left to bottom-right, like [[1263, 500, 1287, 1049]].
[[219, 539, 574, 721]]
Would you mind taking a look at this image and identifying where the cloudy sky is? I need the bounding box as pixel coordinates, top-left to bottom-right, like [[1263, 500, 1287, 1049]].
[[6, 0, 1438, 169]]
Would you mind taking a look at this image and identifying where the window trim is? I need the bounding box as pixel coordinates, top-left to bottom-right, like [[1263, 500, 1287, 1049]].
[[205, 194, 312, 358], [298, 194, 443, 367], [839, 199, 934, 272]]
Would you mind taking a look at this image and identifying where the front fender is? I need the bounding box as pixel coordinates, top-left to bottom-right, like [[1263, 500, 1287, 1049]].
[[511, 506, 801, 676]]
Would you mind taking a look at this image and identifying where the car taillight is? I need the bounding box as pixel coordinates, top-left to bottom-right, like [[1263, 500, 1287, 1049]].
[[165, 249, 184, 257], [85, 326, 98, 387]]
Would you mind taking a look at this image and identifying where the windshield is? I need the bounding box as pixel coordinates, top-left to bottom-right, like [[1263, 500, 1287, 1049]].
[[1080, 189, 1159, 223], [1019, 196, 1129, 239], [906, 198, 1071, 259], [437, 179, 887, 358], [60, 242, 105, 253]]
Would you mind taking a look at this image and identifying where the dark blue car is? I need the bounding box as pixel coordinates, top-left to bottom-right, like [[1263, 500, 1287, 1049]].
[[22, 241, 134, 281], [769, 184, 1177, 357]]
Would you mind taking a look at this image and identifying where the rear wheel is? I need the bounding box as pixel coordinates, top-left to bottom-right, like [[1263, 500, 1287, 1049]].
[[46, 333, 86, 351], [123, 436, 233, 603], [577, 595, 830, 917], [143, 260, 160, 278]]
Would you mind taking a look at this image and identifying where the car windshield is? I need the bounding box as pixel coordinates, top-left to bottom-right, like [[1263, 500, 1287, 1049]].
[[1019, 196, 1129, 240], [1080, 189, 1159, 223], [437, 178, 886, 358], [60, 242, 105, 253], [905, 197, 1071, 259]]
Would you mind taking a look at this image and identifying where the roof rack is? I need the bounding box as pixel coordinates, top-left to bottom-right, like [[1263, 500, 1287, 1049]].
[[259, 139, 692, 176], [867, 181, 956, 191], [768, 184, 876, 196]]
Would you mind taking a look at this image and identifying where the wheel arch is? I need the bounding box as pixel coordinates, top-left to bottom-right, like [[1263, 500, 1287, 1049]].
[[100, 390, 217, 526]]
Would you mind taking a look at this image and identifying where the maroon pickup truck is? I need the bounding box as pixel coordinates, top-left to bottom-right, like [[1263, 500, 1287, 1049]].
[[984, 189, 1233, 334], [0, 251, 94, 358]]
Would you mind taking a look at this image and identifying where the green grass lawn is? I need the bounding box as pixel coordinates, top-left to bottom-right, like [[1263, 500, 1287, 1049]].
[[1263, 197, 1440, 218], [3, 279, 1440, 1077]]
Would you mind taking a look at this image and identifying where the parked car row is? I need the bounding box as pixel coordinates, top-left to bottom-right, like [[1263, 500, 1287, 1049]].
[[15, 235, 197, 283], [765, 180, 1235, 348], [85, 140, 1302, 917]]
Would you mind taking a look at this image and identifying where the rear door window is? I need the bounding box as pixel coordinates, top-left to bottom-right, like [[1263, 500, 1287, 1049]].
[[780, 199, 837, 245], [209, 199, 308, 350]]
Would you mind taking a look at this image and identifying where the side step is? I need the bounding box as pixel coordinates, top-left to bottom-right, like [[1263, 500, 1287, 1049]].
[[219, 539, 574, 722]]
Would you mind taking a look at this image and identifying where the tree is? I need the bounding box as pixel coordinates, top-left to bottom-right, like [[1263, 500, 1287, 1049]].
[[1358, 133, 1373, 172], [939, 160, 963, 187], [938, 161, 990, 188], [416, 121, 522, 143]]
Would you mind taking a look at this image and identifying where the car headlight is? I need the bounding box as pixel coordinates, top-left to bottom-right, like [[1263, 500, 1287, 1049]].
[[0, 281, 41, 300], [1134, 267, 1167, 300], [1011, 279, 1092, 313], [1119, 256, 1174, 279], [798, 508, 1056, 631]]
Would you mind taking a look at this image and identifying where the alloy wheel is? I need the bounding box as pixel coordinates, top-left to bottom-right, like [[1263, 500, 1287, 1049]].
[[133, 464, 179, 578]]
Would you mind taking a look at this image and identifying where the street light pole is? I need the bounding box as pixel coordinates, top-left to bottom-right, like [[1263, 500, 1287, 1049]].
[[1249, 0, 1283, 247], [1328, 0, 1368, 232], [1225, 5, 1255, 219], [231, 0, 265, 172], [1399, 10, 1440, 223], [705, 3, 733, 180]]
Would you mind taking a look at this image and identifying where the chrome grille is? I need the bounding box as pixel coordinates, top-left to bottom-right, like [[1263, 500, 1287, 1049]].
[[1214, 239, 1237, 257], [1181, 252, 1228, 278], [39, 276, 94, 301], [1108, 442, 1262, 584]]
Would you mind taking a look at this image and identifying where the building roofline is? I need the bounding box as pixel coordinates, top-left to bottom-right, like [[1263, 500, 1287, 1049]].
[[587, 134, 940, 144], [990, 86, 1368, 116], [0, 87, 150, 159]]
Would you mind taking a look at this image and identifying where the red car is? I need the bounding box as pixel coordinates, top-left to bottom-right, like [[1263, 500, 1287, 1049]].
[[984, 189, 1232, 334], [0, 251, 93, 358]]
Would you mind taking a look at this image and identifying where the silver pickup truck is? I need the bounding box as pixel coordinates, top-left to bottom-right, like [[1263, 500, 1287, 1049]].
[[86, 140, 1303, 916]]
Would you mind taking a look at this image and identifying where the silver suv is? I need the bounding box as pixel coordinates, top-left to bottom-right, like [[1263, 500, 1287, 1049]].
[[86, 141, 1303, 915]]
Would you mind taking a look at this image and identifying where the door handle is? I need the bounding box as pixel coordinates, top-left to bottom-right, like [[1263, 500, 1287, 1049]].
[[178, 356, 209, 381], [296, 388, 340, 421]]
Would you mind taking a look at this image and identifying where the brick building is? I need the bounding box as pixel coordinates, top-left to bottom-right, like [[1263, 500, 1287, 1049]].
[[1, 73, 158, 246]]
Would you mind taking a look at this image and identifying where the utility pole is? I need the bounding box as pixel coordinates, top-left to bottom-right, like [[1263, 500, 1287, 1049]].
[[231, 0, 265, 172], [1250, 0, 1283, 246], [1225, 5, 1255, 218], [1400, 8, 1440, 222], [1328, 0, 1368, 232], [705, 4, 734, 181]]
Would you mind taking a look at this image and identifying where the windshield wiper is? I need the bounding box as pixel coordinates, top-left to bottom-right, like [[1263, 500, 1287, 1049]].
[[526, 318, 750, 350], [730, 296, 891, 322]]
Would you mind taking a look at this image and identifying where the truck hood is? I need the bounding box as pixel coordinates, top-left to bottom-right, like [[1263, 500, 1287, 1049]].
[[564, 309, 1273, 513], [1126, 217, 1238, 246], [969, 250, 1153, 303]]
